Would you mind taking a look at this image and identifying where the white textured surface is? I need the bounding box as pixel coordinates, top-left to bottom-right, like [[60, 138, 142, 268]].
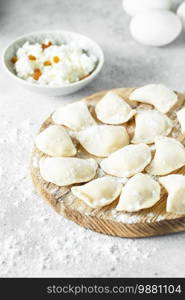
[[0, 0, 185, 278]]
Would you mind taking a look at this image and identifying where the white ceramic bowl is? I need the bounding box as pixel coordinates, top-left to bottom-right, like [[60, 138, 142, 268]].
[[2, 30, 104, 96]]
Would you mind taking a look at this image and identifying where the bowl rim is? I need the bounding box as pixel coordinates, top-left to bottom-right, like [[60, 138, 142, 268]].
[[2, 30, 104, 89]]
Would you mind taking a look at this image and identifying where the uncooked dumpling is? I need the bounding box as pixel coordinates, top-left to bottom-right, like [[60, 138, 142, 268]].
[[52, 101, 96, 131], [71, 177, 122, 208], [159, 175, 185, 214], [39, 157, 97, 186], [35, 125, 76, 157], [129, 84, 178, 113], [76, 125, 129, 157], [176, 107, 185, 134], [132, 110, 172, 144], [100, 143, 151, 177], [116, 173, 161, 212], [95, 91, 136, 124], [147, 136, 185, 175]]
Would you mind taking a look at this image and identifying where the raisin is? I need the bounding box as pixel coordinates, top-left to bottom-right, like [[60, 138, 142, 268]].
[[53, 56, 60, 63], [32, 68, 42, 80], [41, 41, 53, 50], [28, 55, 36, 61], [11, 56, 18, 64], [43, 60, 52, 66]]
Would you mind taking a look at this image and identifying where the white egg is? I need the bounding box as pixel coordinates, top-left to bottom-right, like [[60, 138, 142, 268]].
[[130, 10, 182, 47], [122, 0, 172, 17], [177, 1, 185, 30]]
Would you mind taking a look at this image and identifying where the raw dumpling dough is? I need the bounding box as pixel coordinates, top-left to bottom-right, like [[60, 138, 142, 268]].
[[159, 175, 185, 214], [52, 101, 96, 131], [95, 91, 136, 124], [176, 107, 185, 134], [100, 143, 151, 177], [147, 136, 185, 175], [116, 173, 161, 212], [76, 125, 129, 157], [71, 177, 122, 208], [39, 157, 97, 186], [129, 84, 178, 113], [35, 125, 76, 157], [132, 110, 172, 144]]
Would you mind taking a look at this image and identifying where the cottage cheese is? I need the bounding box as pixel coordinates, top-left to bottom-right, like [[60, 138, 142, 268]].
[[12, 40, 97, 86]]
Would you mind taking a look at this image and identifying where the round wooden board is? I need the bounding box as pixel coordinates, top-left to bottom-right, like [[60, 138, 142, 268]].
[[31, 87, 185, 238]]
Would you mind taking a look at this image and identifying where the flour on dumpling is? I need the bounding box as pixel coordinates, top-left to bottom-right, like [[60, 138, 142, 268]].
[[159, 175, 185, 214], [35, 125, 76, 157], [95, 91, 136, 124], [71, 177, 122, 208], [52, 101, 96, 131], [39, 157, 97, 186], [176, 107, 185, 134], [116, 173, 161, 212], [147, 136, 185, 175], [100, 143, 151, 177], [132, 110, 172, 144], [76, 125, 129, 157], [129, 84, 178, 113]]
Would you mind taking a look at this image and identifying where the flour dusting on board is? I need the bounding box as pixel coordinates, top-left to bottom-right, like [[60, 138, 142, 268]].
[[0, 114, 162, 277]]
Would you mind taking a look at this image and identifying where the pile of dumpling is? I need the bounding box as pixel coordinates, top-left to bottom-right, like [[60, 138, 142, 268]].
[[35, 84, 185, 215]]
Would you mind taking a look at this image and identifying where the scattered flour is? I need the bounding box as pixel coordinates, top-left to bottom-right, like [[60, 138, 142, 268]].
[[0, 114, 164, 277], [113, 212, 142, 224]]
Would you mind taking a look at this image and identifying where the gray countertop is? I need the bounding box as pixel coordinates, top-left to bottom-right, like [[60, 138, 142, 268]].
[[0, 0, 185, 277]]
